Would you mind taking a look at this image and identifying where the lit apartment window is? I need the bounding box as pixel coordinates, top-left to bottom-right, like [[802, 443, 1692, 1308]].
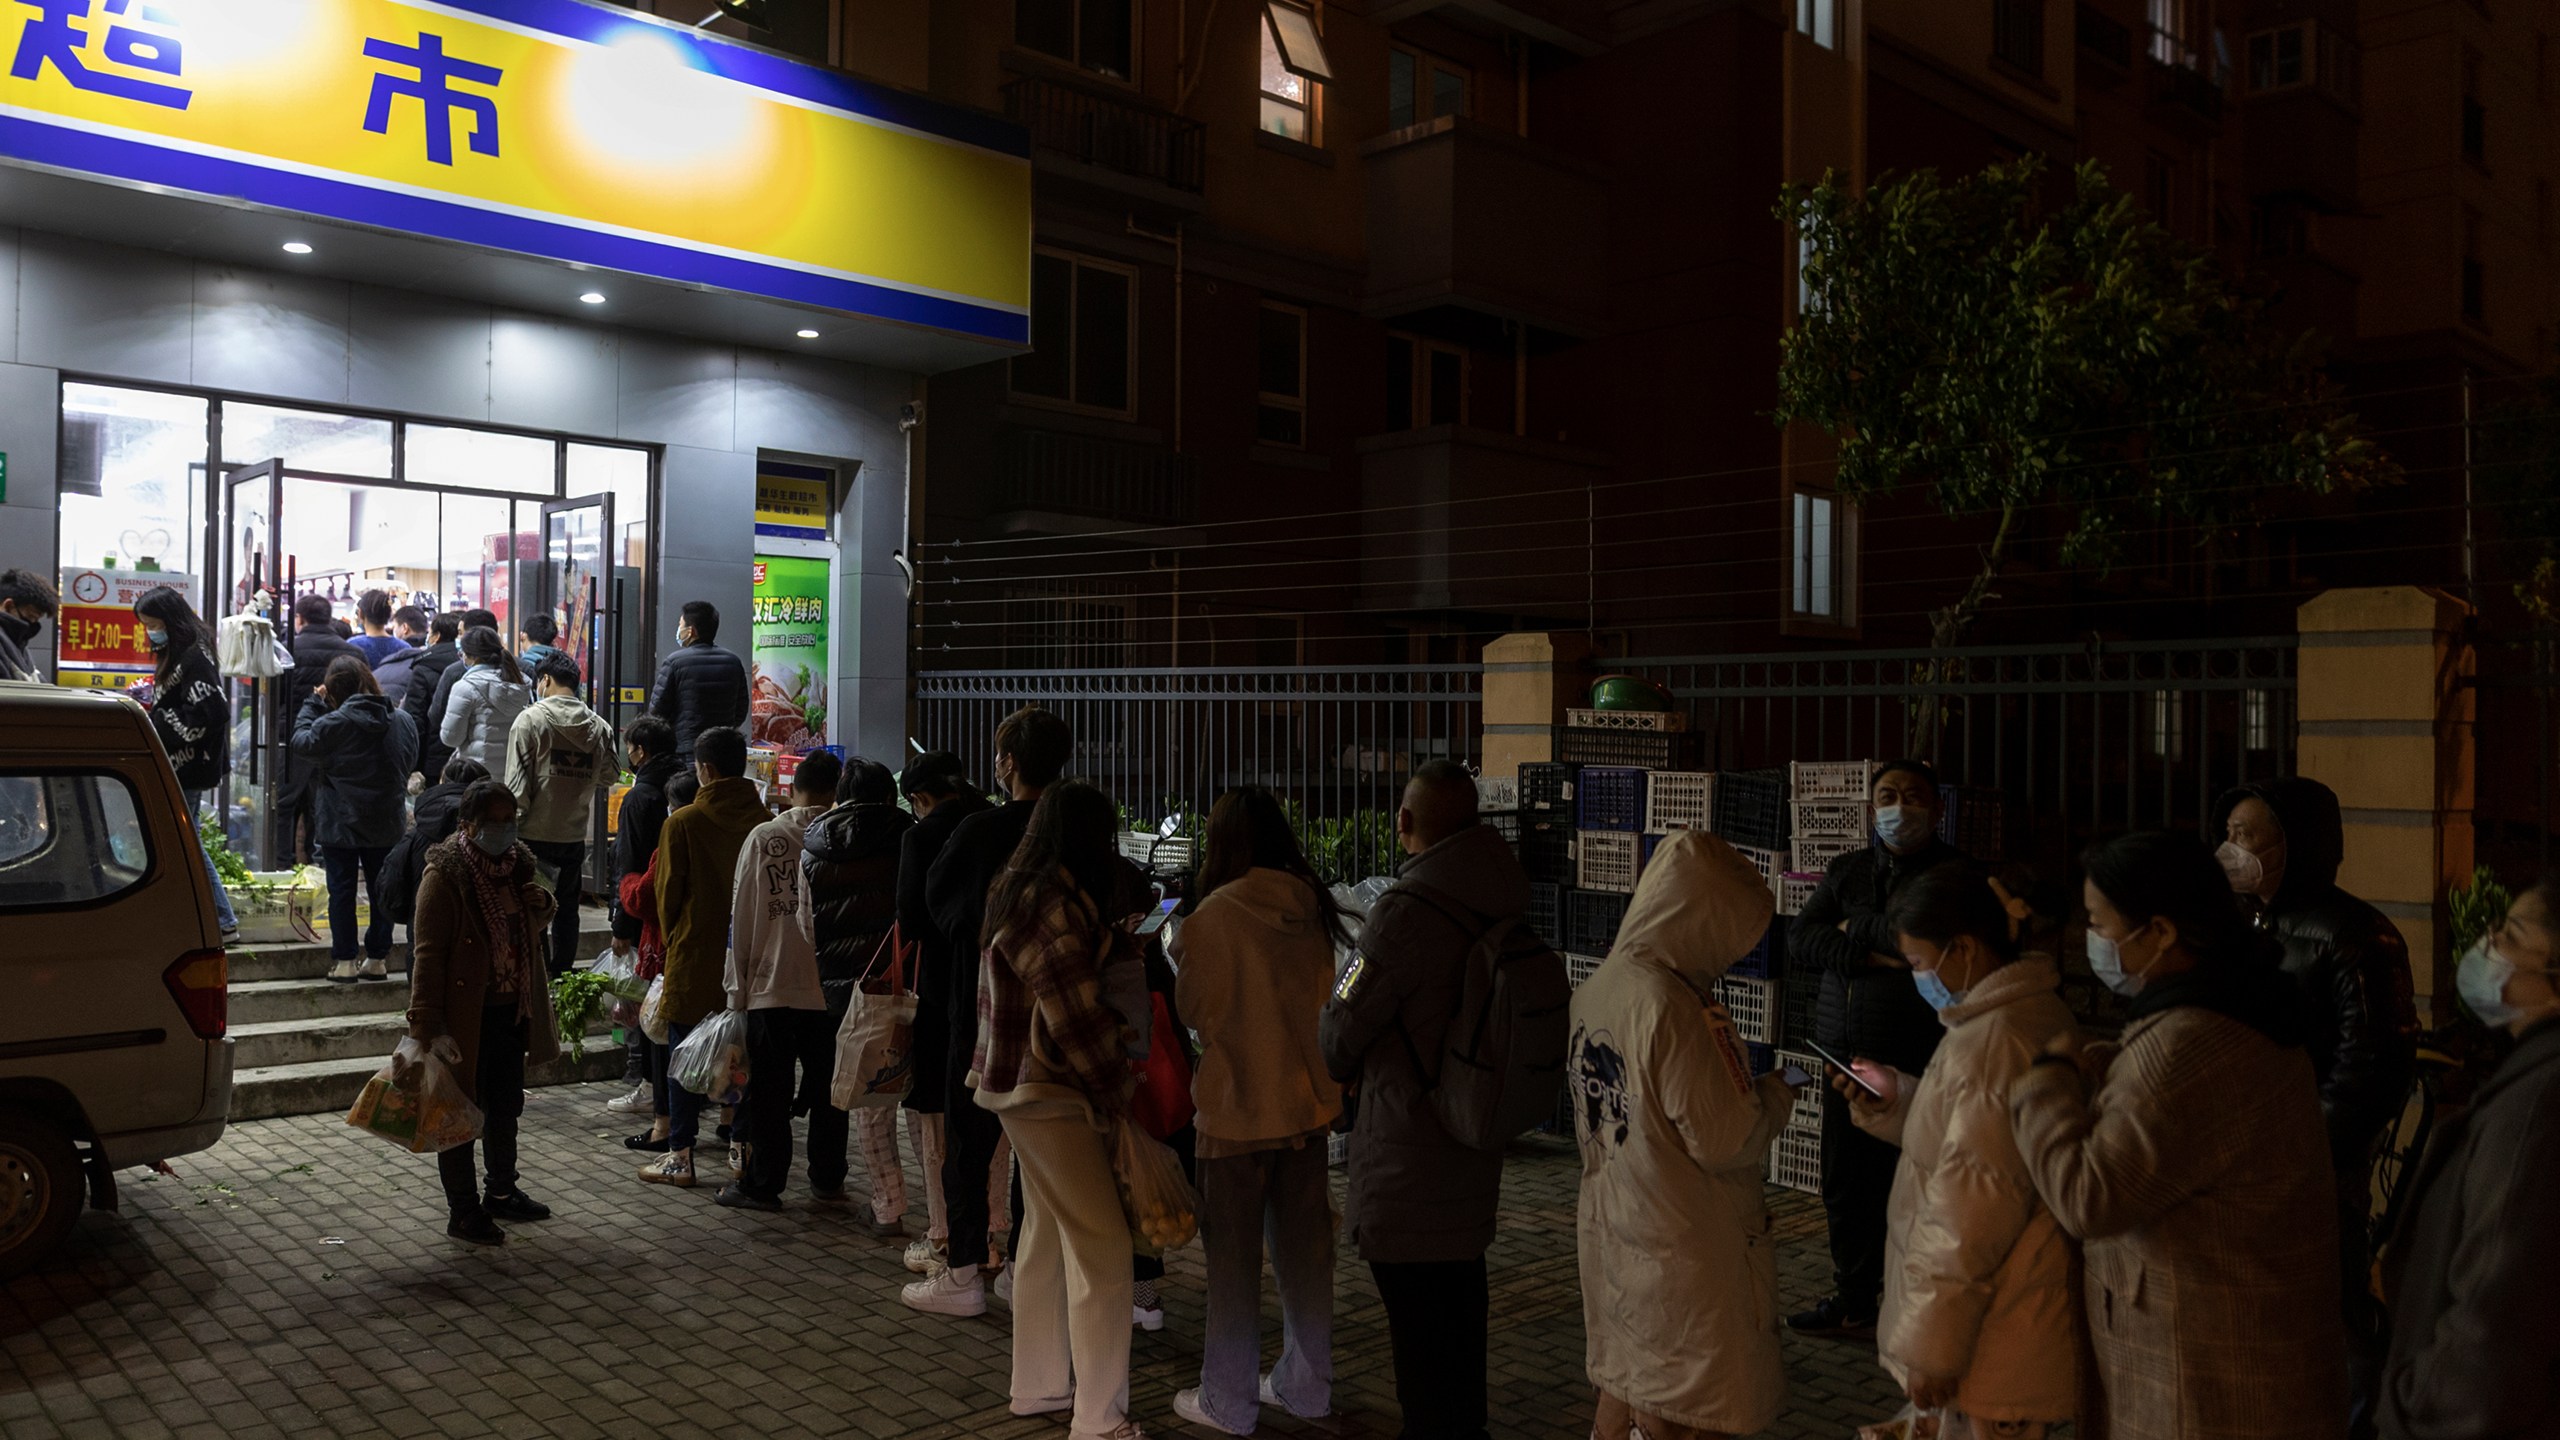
[[2462, 48, 2486, 167], [1259, 2, 1331, 143], [1388, 47, 1470, 129], [1012, 250, 1134, 414], [2243, 689, 2273, 751], [1016, 0, 1134, 81], [2147, 0, 2204, 68], [2247, 24, 2307, 91], [1387, 333, 1466, 430], [1795, 0, 1837, 49], [1790, 488, 1852, 623], [1257, 303, 1306, 446], [1993, 0, 2044, 76]]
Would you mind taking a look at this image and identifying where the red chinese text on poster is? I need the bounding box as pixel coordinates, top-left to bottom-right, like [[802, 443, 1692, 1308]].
[[57, 567, 193, 671]]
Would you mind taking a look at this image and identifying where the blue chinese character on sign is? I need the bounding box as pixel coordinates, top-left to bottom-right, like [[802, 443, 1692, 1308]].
[[10, 0, 192, 109], [361, 31, 501, 166]]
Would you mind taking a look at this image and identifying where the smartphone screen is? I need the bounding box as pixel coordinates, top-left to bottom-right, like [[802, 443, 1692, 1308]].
[[1135, 898, 1178, 936], [1804, 1039, 1885, 1098]]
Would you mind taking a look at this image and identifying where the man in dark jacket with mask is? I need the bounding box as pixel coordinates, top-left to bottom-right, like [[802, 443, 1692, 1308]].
[[802, 755, 916, 1225], [415, 608, 492, 783], [1789, 759, 1962, 1340], [1320, 760, 1529, 1440], [884, 751, 990, 1270], [275, 594, 364, 864], [2214, 775, 2418, 1425], [0, 568, 56, 682], [646, 601, 750, 762]]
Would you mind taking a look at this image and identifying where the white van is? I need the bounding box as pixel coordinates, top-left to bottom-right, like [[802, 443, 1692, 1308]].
[[0, 682, 233, 1277]]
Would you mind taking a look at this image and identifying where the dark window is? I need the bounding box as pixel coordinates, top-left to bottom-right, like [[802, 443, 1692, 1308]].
[[1012, 252, 1074, 401], [1994, 0, 2044, 76], [1386, 337, 1413, 431], [1012, 251, 1134, 413], [1072, 266, 1131, 411], [2248, 25, 2306, 91], [1017, 0, 1133, 80], [1427, 348, 1464, 426], [1256, 304, 1306, 446], [2463, 210, 2486, 325], [2462, 49, 2486, 166], [1386, 334, 1466, 431]]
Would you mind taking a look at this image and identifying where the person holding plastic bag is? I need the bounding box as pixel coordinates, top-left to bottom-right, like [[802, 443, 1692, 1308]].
[[969, 781, 1145, 1440], [1841, 863, 2085, 1440], [715, 751, 840, 1211], [406, 779, 562, 1246], [621, 771, 696, 1154]]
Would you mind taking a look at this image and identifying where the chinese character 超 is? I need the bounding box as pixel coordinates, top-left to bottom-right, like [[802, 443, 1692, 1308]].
[[362, 31, 501, 166], [10, 0, 191, 109]]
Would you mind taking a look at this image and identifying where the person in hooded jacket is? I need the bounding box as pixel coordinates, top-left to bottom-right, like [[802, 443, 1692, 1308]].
[[405, 610, 469, 781], [2213, 774, 2418, 1409], [135, 587, 237, 943], [1569, 830, 1800, 1440], [2376, 877, 2560, 1440], [277, 593, 364, 863], [440, 626, 530, 774], [891, 751, 995, 1274], [506, 652, 618, 977], [1791, 760, 1965, 1340], [1170, 786, 1347, 1436], [716, 752, 841, 1212], [1319, 760, 1527, 1440], [292, 656, 419, 982], [801, 755, 917, 1229], [0, 568, 56, 682], [2011, 830, 2345, 1440], [1843, 863, 2085, 1439], [603, 716, 681, 1116]]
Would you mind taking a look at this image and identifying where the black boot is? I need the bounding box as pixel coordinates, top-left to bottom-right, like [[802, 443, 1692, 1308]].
[[484, 1189, 551, 1223], [446, 1208, 506, 1246]]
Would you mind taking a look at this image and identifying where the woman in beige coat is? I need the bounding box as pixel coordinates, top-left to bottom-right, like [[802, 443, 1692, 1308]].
[[1842, 863, 2083, 1437], [2010, 831, 2345, 1440], [1569, 831, 1801, 1440]]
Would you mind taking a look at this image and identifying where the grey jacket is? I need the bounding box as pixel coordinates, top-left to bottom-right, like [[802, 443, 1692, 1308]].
[[1319, 822, 1526, 1263]]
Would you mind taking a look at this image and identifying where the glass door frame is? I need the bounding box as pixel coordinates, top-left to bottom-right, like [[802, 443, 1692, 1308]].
[[538, 493, 617, 898], [219, 458, 282, 869]]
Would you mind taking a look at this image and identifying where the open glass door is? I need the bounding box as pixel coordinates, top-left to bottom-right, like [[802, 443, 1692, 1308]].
[[538, 494, 613, 897], [220, 459, 283, 869]]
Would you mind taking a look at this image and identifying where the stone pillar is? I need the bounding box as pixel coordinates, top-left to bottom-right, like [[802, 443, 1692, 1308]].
[[2295, 586, 2474, 1018], [1481, 632, 1592, 779]]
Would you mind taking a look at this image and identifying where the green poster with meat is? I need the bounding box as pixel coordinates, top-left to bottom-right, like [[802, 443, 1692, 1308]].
[[750, 555, 828, 752]]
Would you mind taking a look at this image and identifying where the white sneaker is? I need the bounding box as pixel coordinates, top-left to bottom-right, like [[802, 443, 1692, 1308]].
[[903, 1238, 947, 1274], [1258, 1374, 1329, 1420], [1132, 1303, 1164, 1332], [638, 1149, 695, 1188], [992, 1264, 1014, 1304], [604, 1084, 652, 1115], [900, 1266, 985, 1317], [326, 959, 358, 984], [1072, 1421, 1148, 1440], [1173, 1389, 1249, 1435], [356, 956, 390, 981]]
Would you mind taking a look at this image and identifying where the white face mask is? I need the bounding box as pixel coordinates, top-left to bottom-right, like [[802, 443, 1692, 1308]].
[[1874, 803, 1933, 850], [2086, 923, 2160, 997], [2217, 838, 2286, 896]]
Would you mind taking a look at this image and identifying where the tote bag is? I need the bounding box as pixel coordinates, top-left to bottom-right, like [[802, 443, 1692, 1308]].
[[830, 925, 919, 1111]]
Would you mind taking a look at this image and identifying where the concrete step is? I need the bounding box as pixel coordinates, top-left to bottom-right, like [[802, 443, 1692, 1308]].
[[230, 975, 416, 1026], [230, 1042, 632, 1121], [223, 903, 616, 983], [231, 1010, 625, 1071]]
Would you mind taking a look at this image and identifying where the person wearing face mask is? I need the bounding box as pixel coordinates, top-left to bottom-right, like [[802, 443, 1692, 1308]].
[[134, 587, 237, 945], [2210, 777, 2418, 1417], [1839, 863, 2083, 1438], [1789, 759, 1964, 1341], [645, 601, 750, 764], [2011, 830, 2345, 1440], [292, 656, 420, 983], [0, 568, 57, 682], [2375, 878, 2560, 1440], [406, 780, 562, 1245]]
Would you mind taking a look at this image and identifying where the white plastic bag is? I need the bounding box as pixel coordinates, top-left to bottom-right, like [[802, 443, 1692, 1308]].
[[671, 1009, 747, 1097], [588, 946, 648, 1000], [1111, 1115, 1199, 1252], [216, 611, 284, 679], [638, 975, 670, 1046]]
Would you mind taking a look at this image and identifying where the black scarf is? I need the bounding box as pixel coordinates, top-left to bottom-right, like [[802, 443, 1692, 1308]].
[[2128, 939, 2304, 1048]]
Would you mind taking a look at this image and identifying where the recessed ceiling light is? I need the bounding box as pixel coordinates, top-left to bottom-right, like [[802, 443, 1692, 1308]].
[[578, 291, 606, 305], [281, 241, 313, 255], [796, 328, 820, 339]]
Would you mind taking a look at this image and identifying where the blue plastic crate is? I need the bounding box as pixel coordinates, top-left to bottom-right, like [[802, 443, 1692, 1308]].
[[1575, 766, 1649, 832], [1728, 917, 1780, 979]]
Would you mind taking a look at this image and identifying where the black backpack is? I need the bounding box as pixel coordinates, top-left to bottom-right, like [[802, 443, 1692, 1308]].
[[1403, 888, 1574, 1151], [381, 785, 466, 926]]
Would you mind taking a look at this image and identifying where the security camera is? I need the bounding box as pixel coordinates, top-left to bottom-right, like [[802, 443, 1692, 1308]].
[[899, 402, 923, 431]]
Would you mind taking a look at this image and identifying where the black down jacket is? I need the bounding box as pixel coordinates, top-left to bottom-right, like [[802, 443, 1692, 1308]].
[[288, 692, 417, 849], [609, 753, 683, 944], [896, 787, 991, 1114], [1796, 836, 1964, 1078], [646, 639, 750, 759], [146, 643, 231, 792], [803, 800, 915, 987]]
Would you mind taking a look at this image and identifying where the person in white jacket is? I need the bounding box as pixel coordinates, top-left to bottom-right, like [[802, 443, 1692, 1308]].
[[715, 762, 834, 1212], [438, 626, 530, 774], [1570, 830, 1802, 1440], [1842, 863, 2085, 1439]]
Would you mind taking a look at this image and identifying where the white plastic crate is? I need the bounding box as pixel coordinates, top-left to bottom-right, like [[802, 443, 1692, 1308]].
[[1790, 800, 1868, 840], [1643, 771, 1715, 833], [1777, 1050, 1825, 1129], [1577, 830, 1642, 893], [1789, 759, 1876, 802], [1118, 831, 1194, 869], [1716, 974, 1778, 1043], [1769, 1119, 1823, 1193], [1793, 835, 1861, 873], [1565, 707, 1688, 732], [1564, 951, 1605, 987], [1732, 843, 1783, 887], [1778, 871, 1822, 917]]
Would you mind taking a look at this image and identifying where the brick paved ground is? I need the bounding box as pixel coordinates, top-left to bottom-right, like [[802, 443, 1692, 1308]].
[[0, 1083, 1902, 1440]]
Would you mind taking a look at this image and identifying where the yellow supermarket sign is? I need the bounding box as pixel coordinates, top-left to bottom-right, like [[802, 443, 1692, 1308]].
[[0, 0, 1032, 340]]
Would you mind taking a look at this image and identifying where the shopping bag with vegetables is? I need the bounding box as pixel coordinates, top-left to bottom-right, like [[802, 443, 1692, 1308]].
[[345, 1037, 484, 1154], [1111, 1115, 1199, 1254]]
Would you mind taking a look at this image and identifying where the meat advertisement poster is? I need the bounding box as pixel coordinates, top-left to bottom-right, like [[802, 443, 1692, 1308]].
[[749, 556, 828, 753]]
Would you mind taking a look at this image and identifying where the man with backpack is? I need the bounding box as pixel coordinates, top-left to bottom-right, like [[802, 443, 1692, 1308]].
[[1320, 760, 1554, 1440]]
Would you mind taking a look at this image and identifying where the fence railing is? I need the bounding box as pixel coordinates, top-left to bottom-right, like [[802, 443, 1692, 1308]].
[[1615, 635, 2298, 856], [1002, 76, 1207, 193], [912, 665, 1482, 883]]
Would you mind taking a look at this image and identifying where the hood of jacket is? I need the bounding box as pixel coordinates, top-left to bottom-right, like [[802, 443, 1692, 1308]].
[[331, 692, 399, 738], [1610, 830, 1777, 988], [2211, 775, 2344, 902], [693, 774, 772, 832], [2129, 932, 2306, 1047], [804, 800, 914, 864], [1209, 866, 1330, 941], [519, 692, 611, 741], [1397, 821, 1529, 921]]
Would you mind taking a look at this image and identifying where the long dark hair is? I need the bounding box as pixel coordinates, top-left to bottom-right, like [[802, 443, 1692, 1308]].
[[134, 586, 213, 686], [985, 781, 1121, 941], [460, 625, 524, 684], [2080, 830, 2256, 966], [1199, 786, 1350, 947], [322, 654, 382, 707]]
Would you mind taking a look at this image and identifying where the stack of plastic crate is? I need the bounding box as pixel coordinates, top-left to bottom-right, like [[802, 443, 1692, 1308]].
[[1788, 760, 1873, 873], [1643, 771, 1715, 835], [1711, 768, 1790, 850], [1527, 880, 1565, 949], [1574, 765, 1648, 922], [1768, 1037, 1826, 1193], [1558, 707, 1704, 769], [1518, 761, 1580, 895]]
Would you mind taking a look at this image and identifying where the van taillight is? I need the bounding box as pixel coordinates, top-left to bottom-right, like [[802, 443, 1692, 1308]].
[[164, 949, 227, 1040]]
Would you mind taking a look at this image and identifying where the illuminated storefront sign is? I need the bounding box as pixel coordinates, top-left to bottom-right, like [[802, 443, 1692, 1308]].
[[0, 0, 1032, 341], [753, 468, 828, 540]]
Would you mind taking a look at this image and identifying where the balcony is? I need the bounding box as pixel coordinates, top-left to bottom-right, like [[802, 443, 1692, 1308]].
[[1002, 74, 1205, 209], [1361, 117, 1607, 340], [2144, 25, 2224, 136], [990, 424, 1199, 538], [1358, 425, 1607, 614]]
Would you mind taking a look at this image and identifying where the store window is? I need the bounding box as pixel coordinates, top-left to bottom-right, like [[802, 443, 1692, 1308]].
[[57, 384, 209, 605], [1795, 0, 1836, 49], [221, 403, 392, 477], [405, 424, 557, 496], [1386, 333, 1465, 430], [1259, 2, 1330, 143], [1015, 0, 1133, 81], [1388, 47, 1469, 129], [1993, 0, 2044, 76], [1789, 487, 1854, 625], [1012, 249, 1134, 414], [1256, 303, 1307, 446]]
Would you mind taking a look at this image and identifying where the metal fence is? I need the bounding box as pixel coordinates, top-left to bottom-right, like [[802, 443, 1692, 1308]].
[[1616, 635, 2299, 858], [912, 665, 1482, 882]]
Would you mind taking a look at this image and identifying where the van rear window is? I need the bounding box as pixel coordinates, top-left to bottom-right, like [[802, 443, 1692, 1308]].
[[0, 774, 152, 909]]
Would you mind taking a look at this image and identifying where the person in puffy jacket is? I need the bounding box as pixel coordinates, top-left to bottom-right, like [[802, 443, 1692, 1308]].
[[135, 587, 236, 941], [1844, 863, 2085, 1437], [1319, 761, 1526, 1440], [292, 656, 419, 982], [890, 751, 994, 1275], [2213, 773, 2418, 1406], [801, 755, 917, 1230], [1790, 759, 1965, 1339], [2378, 878, 2560, 1440], [1570, 831, 1799, 1440], [645, 600, 749, 761], [505, 652, 618, 977], [405, 610, 470, 781], [1170, 786, 1347, 1436], [439, 626, 529, 774], [2011, 831, 2345, 1440]]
